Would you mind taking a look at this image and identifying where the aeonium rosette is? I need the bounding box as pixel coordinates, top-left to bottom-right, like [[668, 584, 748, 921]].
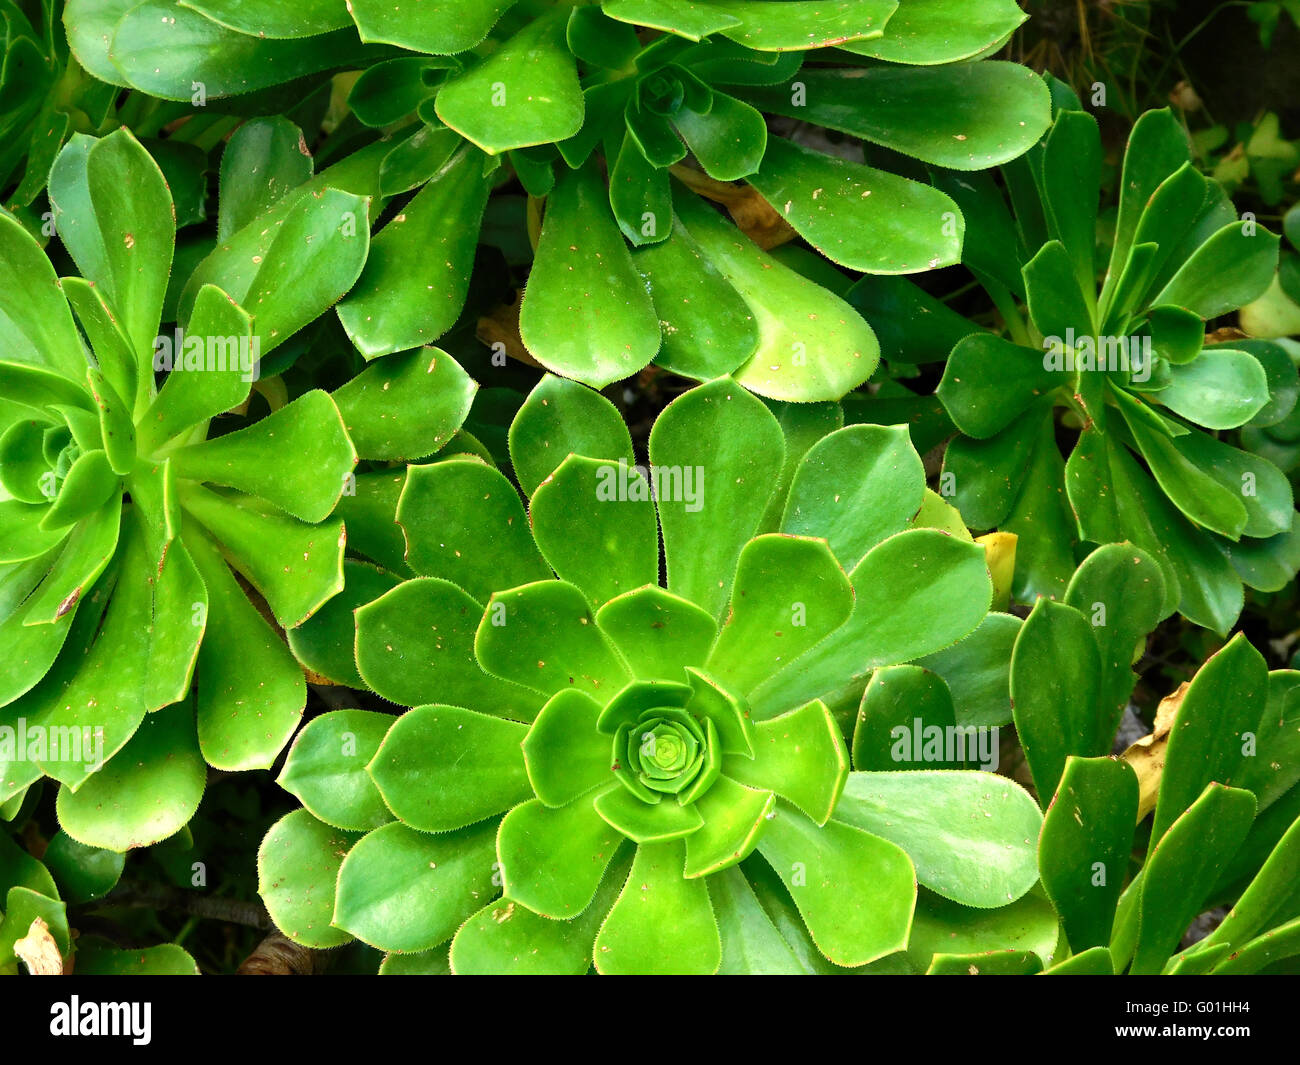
[[0, 127, 467, 853], [260, 376, 1043, 974]]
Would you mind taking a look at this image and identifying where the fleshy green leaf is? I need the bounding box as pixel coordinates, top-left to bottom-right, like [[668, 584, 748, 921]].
[[914, 612, 1021, 729], [519, 162, 660, 387], [369, 705, 531, 832], [138, 284, 255, 453], [435, 10, 583, 154], [593, 786, 704, 843], [398, 458, 550, 602], [705, 535, 853, 698], [259, 809, 361, 949], [674, 192, 880, 401], [74, 940, 199, 975], [182, 187, 371, 356], [509, 375, 635, 497], [601, 0, 741, 40], [476, 580, 630, 700], [684, 776, 775, 878], [522, 690, 612, 807], [351, 0, 516, 54], [41, 832, 123, 905], [63, 0, 137, 88], [498, 796, 624, 918], [0, 212, 86, 381], [451, 888, 607, 976], [649, 377, 782, 618], [16, 525, 143, 789], [1103, 109, 1192, 307], [1023, 240, 1093, 342], [287, 560, 398, 687], [334, 820, 498, 953], [1000, 414, 1077, 602], [750, 136, 962, 273], [1038, 755, 1138, 950], [780, 423, 925, 569], [107, 1, 372, 101], [50, 130, 174, 379], [529, 455, 659, 609], [338, 145, 491, 357], [742, 62, 1051, 170], [178, 0, 351, 38], [1063, 544, 1167, 747], [1151, 633, 1268, 845], [217, 117, 315, 242], [333, 347, 476, 462], [937, 333, 1059, 439], [1153, 220, 1279, 319], [179, 484, 345, 629], [278, 709, 394, 832], [634, 213, 759, 379], [56, 700, 205, 853], [750, 529, 992, 717], [845, 0, 1026, 64], [907, 888, 1059, 969], [852, 665, 960, 771], [755, 803, 915, 968], [595, 586, 718, 683], [1158, 349, 1271, 430], [186, 528, 304, 771], [1130, 784, 1255, 974], [1204, 813, 1300, 954], [170, 390, 356, 524], [836, 770, 1041, 907], [594, 839, 720, 974], [724, 700, 847, 825], [708, 0, 894, 51], [1010, 599, 1103, 805], [355, 577, 542, 718], [929, 949, 1043, 974], [1040, 110, 1101, 296], [38, 451, 118, 532]]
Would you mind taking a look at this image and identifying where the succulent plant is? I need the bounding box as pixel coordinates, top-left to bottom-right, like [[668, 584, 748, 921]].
[[257, 375, 1045, 974], [1031, 630, 1300, 975], [851, 99, 1299, 633], [0, 1, 114, 206], [0, 127, 446, 851], [0, 1, 1296, 985], [62, 0, 1053, 400], [1240, 205, 1300, 473]]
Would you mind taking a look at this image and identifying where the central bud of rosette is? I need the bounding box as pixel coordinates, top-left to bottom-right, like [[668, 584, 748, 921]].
[[519, 667, 784, 863], [615, 705, 718, 804], [602, 672, 743, 812], [515, 657, 854, 883]]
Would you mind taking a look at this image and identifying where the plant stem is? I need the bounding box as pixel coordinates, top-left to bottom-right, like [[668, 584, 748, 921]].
[[87, 880, 272, 930], [985, 280, 1035, 348]]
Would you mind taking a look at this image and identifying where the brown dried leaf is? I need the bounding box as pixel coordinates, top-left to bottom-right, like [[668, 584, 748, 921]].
[[668, 165, 797, 249], [477, 289, 543, 368], [14, 917, 64, 975]]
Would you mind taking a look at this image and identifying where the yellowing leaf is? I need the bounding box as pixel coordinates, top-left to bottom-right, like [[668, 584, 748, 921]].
[[1121, 682, 1188, 821], [976, 532, 1017, 611]]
